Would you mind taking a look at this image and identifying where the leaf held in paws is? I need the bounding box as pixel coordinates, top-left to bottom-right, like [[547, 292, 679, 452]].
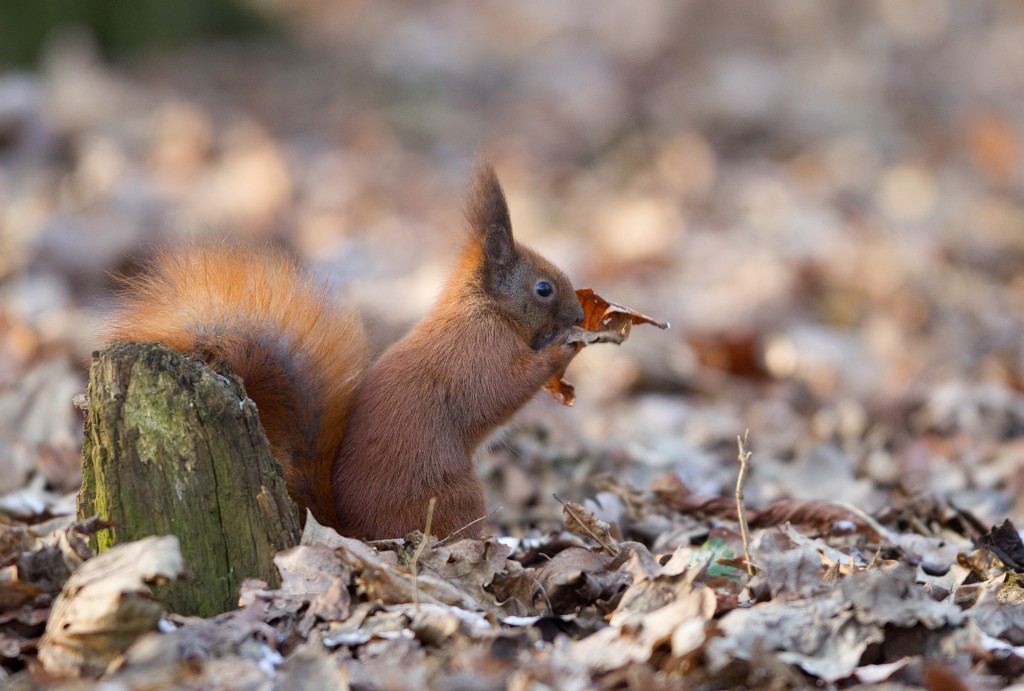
[[544, 288, 669, 406]]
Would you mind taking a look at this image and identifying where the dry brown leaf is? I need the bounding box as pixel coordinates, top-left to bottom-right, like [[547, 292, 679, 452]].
[[998, 572, 1024, 605], [0, 574, 42, 612], [977, 519, 1024, 572], [532, 547, 620, 614], [751, 499, 869, 534], [409, 605, 462, 646], [275, 634, 352, 690], [654, 473, 885, 536], [842, 566, 963, 630], [853, 658, 912, 685], [571, 568, 714, 673], [170, 600, 281, 660], [38, 535, 187, 677], [332, 533, 486, 612], [275, 544, 351, 599], [651, 473, 736, 519], [558, 496, 618, 556], [272, 542, 355, 630], [611, 568, 706, 628], [305, 576, 352, 626], [299, 509, 351, 549], [751, 535, 827, 599], [707, 591, 883, 683], [544, 375, 577, 407], [544, 288, 669, 406], [575, 288, 670, 334], [923, 663, 973, 691], [418, 539, 516, 614]]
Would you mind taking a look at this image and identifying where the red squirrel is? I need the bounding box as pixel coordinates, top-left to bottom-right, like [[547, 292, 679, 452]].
[[105, 163, 584, 541]]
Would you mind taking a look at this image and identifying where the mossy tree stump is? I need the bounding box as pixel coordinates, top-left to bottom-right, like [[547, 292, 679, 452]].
[[78, 343, 301, 616]]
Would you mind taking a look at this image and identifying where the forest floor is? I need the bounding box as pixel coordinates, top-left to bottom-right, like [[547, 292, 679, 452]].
[[2, 3, 1024, 689]]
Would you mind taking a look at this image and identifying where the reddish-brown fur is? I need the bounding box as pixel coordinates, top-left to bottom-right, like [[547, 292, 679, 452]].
[[334, 240, 578, 539], [106, 248, 369, 529], [106, 164, 581, 540]]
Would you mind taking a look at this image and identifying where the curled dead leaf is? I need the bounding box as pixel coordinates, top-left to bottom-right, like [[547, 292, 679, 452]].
[[544, 288, 669, 406], [977, 519, 1024, 572], [653, 473, 888, 536], [38, 535, 186, 677], [574, 288, 670, 333], [545, 374, 577, 407], [557, 495, 619, 556]]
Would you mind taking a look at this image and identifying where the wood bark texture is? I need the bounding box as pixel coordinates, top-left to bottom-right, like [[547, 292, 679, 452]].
[[78, 342, 301, 616]]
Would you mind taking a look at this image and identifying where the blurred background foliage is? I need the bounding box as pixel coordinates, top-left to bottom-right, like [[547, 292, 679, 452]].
[[0, 0, 272, 66]]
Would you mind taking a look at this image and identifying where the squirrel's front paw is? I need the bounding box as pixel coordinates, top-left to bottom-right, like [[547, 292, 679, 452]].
[[543, 337, 580, 372]]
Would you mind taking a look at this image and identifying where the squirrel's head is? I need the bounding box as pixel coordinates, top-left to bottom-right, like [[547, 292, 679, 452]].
[[465, 162, 584, 351]]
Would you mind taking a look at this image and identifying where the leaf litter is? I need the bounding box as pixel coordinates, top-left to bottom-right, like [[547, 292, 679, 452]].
[[4, 480, 1024, 688]]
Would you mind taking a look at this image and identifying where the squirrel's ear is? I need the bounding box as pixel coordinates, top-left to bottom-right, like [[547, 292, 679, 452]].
[[466, 161, 513, 245], [483, 224, 515, 267]]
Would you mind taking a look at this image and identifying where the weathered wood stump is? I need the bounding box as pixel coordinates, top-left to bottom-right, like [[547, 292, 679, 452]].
[[78, 343, 301, 616]]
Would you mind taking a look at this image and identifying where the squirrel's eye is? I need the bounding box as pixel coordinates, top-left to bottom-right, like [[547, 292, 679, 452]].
[[535, 281, 553, 298]]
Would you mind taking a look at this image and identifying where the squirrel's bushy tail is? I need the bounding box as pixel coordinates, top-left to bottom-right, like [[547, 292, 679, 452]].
[[105, 246, 368, 528]]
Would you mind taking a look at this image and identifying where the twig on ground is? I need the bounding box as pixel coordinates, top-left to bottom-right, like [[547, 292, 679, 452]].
[[832, 500, 898, 543], [526, 572, 554, 616], [436, 506, 503, 546], [411, 497, 437, 610], [736, 430, 755, 576]]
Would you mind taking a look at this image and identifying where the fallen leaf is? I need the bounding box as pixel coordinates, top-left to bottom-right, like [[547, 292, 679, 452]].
[[275, 544, 351, 599], [842, 565, 964, 629], [417, 538, 522, 615], [853, 657, 912, 684], [532, 547, 621, 615], [653, 473, 887, 536], [751, 535, 826, 599], [304, 576, 352, 627], [651, 473, 736, 519], [334, 534, 485, 612], [558, 497, 618, 556], [924, 662, 974, 691], [571, 571, 714, 673], [977, 519, 1024, 572], [998, 572, 1024, 605], [0, 574, 42, 612], [750, 499, 873, 534], [37, 535, 187, 677], [299, 510, 351, 549], [276, 636, 351, 690], [707, 590, 883, 683], [172, 601, 280, 659]]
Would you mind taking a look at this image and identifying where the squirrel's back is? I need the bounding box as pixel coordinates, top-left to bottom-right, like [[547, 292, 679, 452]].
[[105, 246, 369, 527]]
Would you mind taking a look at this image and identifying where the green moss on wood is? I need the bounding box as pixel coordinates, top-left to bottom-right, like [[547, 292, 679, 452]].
[[78, 343, 301, 616]]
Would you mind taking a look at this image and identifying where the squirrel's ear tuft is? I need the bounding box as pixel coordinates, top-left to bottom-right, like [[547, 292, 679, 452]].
[[465, 161, 513, 240]]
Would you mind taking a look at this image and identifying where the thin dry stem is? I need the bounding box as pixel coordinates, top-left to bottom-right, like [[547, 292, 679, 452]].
[[527, 572, 554, 616], [411, 497, 437, 610], [832, 500, 897, 543], [736, 430, 755, 576], [437, 506, 503, 546]]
